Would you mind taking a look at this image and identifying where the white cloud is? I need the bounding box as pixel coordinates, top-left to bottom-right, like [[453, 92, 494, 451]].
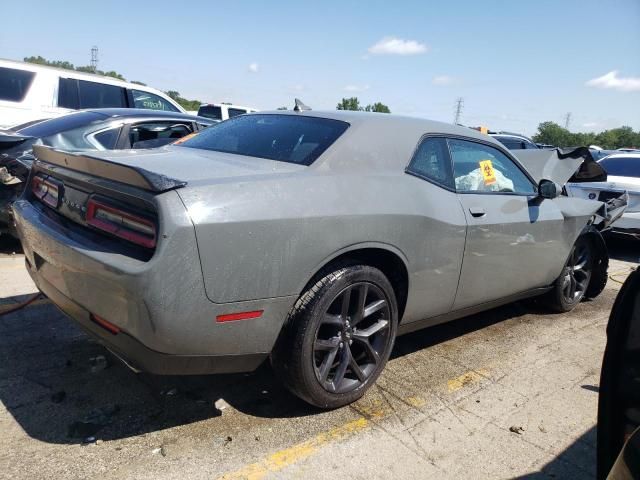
[[248, 62, 259, 73], [585, 71, 640, 92], [343, 84, 370, 93], [431, 75, 457, 86], [582, 122, 599, 128], [367, 36, 428, 56]]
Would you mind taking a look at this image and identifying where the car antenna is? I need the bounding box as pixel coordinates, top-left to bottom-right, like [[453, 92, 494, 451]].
[[293, 98, 311, 112]]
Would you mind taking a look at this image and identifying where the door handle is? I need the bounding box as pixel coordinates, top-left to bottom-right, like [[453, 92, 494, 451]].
[[469, 207, 486, 218]]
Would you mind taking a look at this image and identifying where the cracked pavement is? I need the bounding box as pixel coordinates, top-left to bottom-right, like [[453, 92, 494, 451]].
[[0, 235, 638, 479]]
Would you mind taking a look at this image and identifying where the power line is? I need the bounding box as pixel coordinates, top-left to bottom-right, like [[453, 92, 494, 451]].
[[90, 46, 99, 72], [453, 97, 464, 124], [564, 112, 571, 130]]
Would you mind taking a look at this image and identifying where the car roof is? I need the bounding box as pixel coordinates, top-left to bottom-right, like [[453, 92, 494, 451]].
[[81, 108, 212, 122], [255, 109, 494, 142]]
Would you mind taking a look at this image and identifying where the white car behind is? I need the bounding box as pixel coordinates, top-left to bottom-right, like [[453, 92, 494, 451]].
[[567, 153, 640, 238], [0, 59, 185, 129]]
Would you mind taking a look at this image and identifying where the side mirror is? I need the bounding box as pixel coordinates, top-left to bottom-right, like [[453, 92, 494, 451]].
[[538, 179, 561, 199]]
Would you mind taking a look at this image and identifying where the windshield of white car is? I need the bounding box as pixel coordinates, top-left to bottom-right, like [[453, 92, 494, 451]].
[[599, 156, 640, 178], [179, 114, 349, 165]]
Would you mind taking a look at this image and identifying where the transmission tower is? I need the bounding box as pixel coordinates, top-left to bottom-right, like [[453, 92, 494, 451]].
[[454, 97, 464, 124], [564, 112, 572, 130], [90, 46, 99, 72]]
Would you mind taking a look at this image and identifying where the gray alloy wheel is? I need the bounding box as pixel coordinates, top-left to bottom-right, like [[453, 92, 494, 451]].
[[312, 282, 391, 394], [560, 240, 591, 304], [271, 263, 398, 409], [545, 235, 594, 313]]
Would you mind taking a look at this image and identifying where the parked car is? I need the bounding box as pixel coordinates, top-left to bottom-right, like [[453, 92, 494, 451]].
[[0, 59, 186, 129], [489, 131, 540, 150], [12, 111, 621, 408], [597, 266, 640, 479], [0, 108, 213, 236], [197, 103, 258, 121], [566, 153, 639, 239]]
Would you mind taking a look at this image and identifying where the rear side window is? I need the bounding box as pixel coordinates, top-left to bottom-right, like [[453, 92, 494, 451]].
[[407, 137, 454, 189], [58, 78, 127, 109], [131, 90, 179, 112], [0, 67, 35, 102], [179, 114, 349, 165], [227, 108, 247, 118], [198, 105, 222, 120], [599, 157, 640, 178], [93, 128, 120, 149], [128, 121, 193, 149]]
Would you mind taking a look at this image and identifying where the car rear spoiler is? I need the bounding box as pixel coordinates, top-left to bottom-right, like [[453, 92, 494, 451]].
[[32, 145, 187, 193], [515, 147, 607, 186]]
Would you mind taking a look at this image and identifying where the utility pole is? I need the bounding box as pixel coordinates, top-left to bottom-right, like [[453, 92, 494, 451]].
[[453, 97, 464, 124], [564, 112, 571, 130], [90, 46, 99, 73]]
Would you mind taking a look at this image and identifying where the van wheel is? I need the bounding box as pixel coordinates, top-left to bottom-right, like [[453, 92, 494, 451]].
[[272, 264, 398, 409], [545, 236, 594, 313]]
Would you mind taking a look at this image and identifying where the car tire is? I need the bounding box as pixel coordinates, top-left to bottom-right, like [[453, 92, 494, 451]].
[[271, 263, 398, 409], [545, 235, 594, 313]]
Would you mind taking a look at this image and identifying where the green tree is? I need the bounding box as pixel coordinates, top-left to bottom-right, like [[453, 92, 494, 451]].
[[364, 102, 391, 113], [336, 97, 362, 111], [533, 121, 640, 149], [130, 80, 147, 86], [164, 90, 202, 111], [277, 106, 288, 110], [532, 122, 572, 147]]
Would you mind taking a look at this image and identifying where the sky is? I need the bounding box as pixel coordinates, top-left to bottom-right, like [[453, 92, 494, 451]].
[[1, 0, 639, 136]]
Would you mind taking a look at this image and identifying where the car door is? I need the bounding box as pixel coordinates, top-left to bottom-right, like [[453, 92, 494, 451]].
[[403, 136, 467, 321], [449, 137, 568, 310]]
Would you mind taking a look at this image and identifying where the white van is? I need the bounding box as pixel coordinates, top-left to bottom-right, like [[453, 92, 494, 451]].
[[197, 103, 258, 121], [0, 59, 185, 129]]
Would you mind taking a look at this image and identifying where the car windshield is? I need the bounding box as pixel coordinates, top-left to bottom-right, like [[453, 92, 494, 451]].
[[178, 114, 349, 165], [16, 111, 108, 137], [599, 156, 640, 178]]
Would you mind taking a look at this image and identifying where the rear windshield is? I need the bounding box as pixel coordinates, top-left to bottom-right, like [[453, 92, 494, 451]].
[[179, 114, 349, 165], [0, 67, 36, 102], [17, 111, 107, 137], [599, 157, 640, 178]]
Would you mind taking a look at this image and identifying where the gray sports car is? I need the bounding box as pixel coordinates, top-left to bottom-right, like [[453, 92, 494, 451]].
[[12, 110, 620, 408]]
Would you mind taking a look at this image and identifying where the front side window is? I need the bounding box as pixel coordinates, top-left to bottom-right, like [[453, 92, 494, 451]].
[[406, 137, 454, 189], [179, 114, 349, 166], [77, 80, 126, 108], [0, 67, 35, 102], [131, 90, 179, 112], [449, 138, 536, 194]]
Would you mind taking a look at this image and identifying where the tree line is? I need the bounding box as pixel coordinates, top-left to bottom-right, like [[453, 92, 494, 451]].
[[532, 121, 639, 150]]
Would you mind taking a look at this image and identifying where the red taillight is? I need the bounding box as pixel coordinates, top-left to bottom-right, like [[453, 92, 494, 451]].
[[216, 310, 264, 323], [31, 175, 62, 208], [86, 198, 157, 248], [90, 314, 120, 335]]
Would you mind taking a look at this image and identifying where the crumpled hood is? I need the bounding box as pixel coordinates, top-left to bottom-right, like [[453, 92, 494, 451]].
[[514, 147, 607, 185]]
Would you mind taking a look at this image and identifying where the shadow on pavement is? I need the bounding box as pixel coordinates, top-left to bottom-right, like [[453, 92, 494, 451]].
[[514, 427, 597, 479], [605, 233, 639, 264], [0, 234, 22, 256]]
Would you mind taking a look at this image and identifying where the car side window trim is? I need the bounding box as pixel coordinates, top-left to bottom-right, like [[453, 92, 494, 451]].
[[444, 135, 538, 196], [404, 134, 456, 193]]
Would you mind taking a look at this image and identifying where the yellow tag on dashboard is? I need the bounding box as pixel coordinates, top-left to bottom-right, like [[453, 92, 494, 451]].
[[479, 160, 496, 185]]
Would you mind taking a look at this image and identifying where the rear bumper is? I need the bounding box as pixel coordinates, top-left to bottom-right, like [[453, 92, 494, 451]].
[[33, 268, 267, 374], [12, 196, 296, 374]]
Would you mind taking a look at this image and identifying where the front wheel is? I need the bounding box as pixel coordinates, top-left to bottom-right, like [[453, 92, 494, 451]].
[[545, 235, 594, 312], [271, 264, 398, 408]]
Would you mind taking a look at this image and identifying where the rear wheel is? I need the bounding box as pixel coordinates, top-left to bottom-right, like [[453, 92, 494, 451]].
[[272, 264, 398, 408], [545, 235, 594, 312]]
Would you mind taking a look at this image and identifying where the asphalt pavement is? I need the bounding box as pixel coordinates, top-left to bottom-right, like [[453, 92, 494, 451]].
[[0, 234, 637, 479]]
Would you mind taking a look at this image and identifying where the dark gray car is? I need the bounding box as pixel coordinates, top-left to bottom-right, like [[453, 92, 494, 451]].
[[12, 110, 615, 408]]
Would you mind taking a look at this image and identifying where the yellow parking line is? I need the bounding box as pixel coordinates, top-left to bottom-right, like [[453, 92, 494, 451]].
[[447, 368, 489, 392], [219, 367, 491, 479]]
